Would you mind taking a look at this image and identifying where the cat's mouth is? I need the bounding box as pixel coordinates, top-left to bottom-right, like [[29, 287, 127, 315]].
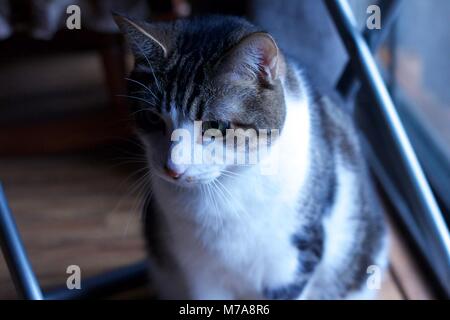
[[154, 170, 221, 187]]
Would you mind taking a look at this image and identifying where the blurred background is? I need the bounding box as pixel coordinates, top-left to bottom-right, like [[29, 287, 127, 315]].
[[0, 0, 448, 299]]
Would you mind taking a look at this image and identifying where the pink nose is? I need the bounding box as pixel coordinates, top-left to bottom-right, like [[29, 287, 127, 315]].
[[164, 165, 182, 179]]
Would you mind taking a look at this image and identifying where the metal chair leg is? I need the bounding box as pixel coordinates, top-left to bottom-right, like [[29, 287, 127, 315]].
[[0, 184, 43, 300]]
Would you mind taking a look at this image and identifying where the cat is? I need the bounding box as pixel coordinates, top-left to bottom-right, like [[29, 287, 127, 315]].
[[114, 14, 388, 300]]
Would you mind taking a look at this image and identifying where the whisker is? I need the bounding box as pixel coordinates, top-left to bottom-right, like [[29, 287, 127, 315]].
[[123, 170, 154, 237], [216, 179, 249, 219], [206, 183, 222, 231], [127, 107, 154, 118], [112, 137, 146, 152], [220, 172, 240, 180], [125, 77, 158, 100], [116, 94, 156, 107], [212, 180, 240, 219], [221, 169, 245, 178], [107, 163, 151, 219], [129, 37, 163, 93]]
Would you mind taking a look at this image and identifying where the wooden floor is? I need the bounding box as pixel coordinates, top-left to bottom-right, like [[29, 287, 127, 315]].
[[0, 147, 435, 299]]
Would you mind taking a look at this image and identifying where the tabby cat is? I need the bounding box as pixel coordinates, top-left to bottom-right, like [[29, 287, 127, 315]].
[[114, 14, 388, 299]]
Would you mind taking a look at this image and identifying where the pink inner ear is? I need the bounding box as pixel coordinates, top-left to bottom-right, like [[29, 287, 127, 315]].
[[260, 47, 278, 80], [240, 33, 279, 82], [220, 32, 280, 83]]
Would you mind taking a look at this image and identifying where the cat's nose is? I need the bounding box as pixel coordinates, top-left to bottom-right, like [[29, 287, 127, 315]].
[[164, 165, 182, 179]]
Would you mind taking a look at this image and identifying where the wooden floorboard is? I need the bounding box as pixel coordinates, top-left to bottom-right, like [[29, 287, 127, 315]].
[[387, 216, 435, 300], [377, 268, 404, 300], [0, 150, 432, 299]]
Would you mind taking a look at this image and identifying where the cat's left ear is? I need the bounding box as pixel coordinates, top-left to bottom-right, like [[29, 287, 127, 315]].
[[219, 32, 280, 84], [113, 13, 171, 65]]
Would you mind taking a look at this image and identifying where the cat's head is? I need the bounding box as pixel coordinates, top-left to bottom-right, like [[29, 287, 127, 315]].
[[114, 14, 287, 187]]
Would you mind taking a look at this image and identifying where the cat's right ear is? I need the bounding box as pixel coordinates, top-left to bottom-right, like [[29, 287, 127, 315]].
[[113, 13, 171, 65], [218, 32, 281, 84]]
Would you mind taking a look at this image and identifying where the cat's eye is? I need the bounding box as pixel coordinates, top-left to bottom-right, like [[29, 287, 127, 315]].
[[135, 110, 165, 133], [202, 120, 230, 136]]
